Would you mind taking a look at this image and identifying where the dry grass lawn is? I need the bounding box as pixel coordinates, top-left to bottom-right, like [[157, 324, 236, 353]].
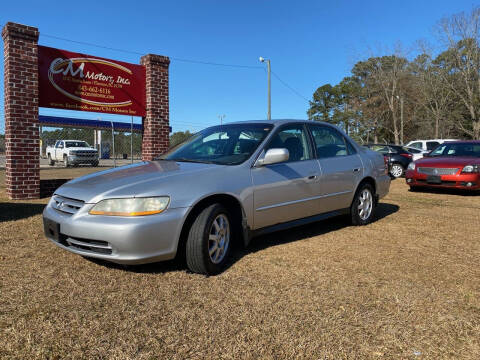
[[0, 168, 479, 359]]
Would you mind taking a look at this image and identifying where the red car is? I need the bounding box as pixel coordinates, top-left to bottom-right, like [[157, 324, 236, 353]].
[[405, 141, 480, 191]]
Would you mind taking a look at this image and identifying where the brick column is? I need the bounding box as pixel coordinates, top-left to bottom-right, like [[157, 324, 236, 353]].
[[2, 23, 40, 199], [140, 54, 170, 161]]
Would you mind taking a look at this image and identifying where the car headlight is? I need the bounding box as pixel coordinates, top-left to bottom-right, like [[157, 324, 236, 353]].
[[89, 197, 170, 216], [461, 165, 480, 173], [407, 162, 415, 171]]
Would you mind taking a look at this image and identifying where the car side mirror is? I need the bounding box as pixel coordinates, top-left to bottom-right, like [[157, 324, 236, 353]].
[[256, 148, 289, 166]]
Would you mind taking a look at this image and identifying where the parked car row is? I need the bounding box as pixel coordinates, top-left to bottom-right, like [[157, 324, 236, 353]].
[[42, 122, 478, 276], [364, 138, 461, 179]]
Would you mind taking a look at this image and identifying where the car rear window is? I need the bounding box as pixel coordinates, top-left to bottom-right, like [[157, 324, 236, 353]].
[[426, 141, 440, 150]]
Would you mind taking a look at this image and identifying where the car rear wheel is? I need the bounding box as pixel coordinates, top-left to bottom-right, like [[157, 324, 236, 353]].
[[351, 183, 375, 225], [92, 161, 99, 167], [48, 154, 55, 166], [186, 203, 232, 275], [390, 163, 404, 178]]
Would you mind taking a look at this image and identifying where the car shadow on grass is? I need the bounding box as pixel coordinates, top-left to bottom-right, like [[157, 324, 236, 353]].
[[234, 202, 399, 260], [0, 202, 45, 221], [86, 202, 399, 275]]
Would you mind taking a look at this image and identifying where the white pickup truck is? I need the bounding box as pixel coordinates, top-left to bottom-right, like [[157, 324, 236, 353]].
[[46, 140, 99, 167]]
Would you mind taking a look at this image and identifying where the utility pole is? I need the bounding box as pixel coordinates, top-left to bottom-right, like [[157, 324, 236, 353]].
[[218, 114, 226, 125], [259, 57, 271, 120]]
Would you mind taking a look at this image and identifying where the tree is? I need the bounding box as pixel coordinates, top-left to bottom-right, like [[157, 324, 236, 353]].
[[436, 7, 480, 139], [169, 130, 193, 148], [307, 84, 338, 122], [410, 53, 453, 138]]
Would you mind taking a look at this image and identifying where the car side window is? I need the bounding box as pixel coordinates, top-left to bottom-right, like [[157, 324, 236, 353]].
[[410, 142, 422, 149], [426, 141, 440, 151], [265, 125, 312, 162], [309, 124, 353, 159]]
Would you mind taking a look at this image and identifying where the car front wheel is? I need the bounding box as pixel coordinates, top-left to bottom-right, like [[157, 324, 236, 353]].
[[48, 154, 55, 166], [186, 203, 232, 275], [351, 183, 375, 225], [63, 155, 69, 168], [390, 163, 404, 178]]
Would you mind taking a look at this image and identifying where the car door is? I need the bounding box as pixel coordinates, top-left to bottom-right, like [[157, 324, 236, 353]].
[[308, 124, 363, 213], [55, 141, 64, 161], [251, 124, 322, 229]]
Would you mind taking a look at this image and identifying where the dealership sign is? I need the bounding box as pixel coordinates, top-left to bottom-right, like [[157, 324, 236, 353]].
[[38, 46, 146, 116]]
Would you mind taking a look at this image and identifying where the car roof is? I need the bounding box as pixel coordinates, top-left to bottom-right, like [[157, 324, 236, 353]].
[[224, 119, 328, 126], [366, 143, 403, 147], [441, 140, 480, 144]]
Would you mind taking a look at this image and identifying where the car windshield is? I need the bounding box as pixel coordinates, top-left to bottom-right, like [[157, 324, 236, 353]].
[[65, 141, 89, 148], [429, 143, 480, 157], [159, 123, 273, 165]]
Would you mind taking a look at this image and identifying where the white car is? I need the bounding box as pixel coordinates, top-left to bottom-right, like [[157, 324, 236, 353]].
[[405, 139, 458, 152]]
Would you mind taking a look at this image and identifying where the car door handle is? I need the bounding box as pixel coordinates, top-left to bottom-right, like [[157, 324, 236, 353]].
[[353, 168, 361, 172], [306, 175, 317, 180]]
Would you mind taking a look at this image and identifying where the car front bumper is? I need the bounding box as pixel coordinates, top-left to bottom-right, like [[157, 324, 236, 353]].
[[405, 170, 480, 190], [68, 155, 98, 164], [42, 199, 190, 264]]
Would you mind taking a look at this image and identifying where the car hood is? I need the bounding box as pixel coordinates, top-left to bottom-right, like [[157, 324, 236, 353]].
[[415, 156, 480, 167], [55, 160, 225, 204]]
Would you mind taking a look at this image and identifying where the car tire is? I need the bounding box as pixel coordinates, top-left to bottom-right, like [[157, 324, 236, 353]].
[[92, 161, 99, 167], [63, 155, 69, 168], [390, 163, 404, 178], [350, 183, 375, 226], [48, 154, 55, 166], [186, 203, 233, 275]]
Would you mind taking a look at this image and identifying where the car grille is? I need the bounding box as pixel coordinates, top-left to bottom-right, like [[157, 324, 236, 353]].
[[64, 237, 112, 255], [417, 167, 459, 175], [72, 151, 97, 157], [51, 195, 84, 215]]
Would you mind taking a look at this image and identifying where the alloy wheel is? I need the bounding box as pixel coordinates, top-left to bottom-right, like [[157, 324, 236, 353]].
[[208, 214, 230, 264], [390, 164, 403, 178], [358, 189, 373, 221]]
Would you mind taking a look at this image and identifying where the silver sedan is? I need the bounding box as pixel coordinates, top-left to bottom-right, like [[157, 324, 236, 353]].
[[43, 120, 390, 275]]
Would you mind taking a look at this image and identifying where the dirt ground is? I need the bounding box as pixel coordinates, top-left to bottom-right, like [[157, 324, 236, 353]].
[[0, 169, 479, 359]]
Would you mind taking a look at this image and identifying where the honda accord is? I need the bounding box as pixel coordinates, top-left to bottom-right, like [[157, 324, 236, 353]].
[[43, 120, 390, 275]]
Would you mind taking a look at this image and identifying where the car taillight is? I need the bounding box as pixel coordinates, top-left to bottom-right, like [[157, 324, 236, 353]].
[[400, 153, 413, 159], [383, 156, 389, 174]]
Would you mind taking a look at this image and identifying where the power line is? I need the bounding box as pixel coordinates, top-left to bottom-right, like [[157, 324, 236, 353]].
[[41, 34, 263, 69], [271, 70, 311, 103]]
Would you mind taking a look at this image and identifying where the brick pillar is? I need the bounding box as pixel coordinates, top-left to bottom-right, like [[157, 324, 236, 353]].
[[2, 23, 40, 199], [140, 54, 170, 161]]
